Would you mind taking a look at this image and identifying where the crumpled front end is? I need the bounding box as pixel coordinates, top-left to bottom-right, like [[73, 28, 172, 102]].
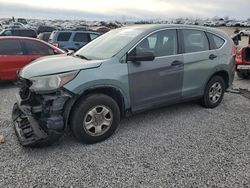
[[12, 77, 72, 147]]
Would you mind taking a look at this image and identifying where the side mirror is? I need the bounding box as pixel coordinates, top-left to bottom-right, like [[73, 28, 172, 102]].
[[127, 51, 155, 62]]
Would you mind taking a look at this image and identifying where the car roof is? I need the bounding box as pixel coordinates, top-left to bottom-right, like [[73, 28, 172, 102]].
[[119, 24, 229, 39], [0, 36, 41, 40], [52, 30, 100, 34], [2, 28, 36, 31]]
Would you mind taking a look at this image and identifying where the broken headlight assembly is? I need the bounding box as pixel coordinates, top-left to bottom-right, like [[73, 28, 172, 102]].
[[30, 70, 78, 92]]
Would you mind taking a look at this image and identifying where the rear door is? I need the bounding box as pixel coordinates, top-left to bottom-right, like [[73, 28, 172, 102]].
[[72, 32, 90, 50], [181, 29, 221, 98], [0, 39, 26, 80], [21, 39, 56, 63], [127, 29, 184, 112]]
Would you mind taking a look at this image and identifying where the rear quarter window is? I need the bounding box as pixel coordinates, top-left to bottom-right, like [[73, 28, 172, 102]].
[[207, 33, 225, 49], [57, 32, 72, 41]]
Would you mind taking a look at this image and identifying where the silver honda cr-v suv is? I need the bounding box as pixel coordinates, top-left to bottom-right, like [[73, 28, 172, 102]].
[[12, 24, 235, 147]]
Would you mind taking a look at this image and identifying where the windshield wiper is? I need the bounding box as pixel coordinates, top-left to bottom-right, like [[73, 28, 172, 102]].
[[74, 54, 90, 60]]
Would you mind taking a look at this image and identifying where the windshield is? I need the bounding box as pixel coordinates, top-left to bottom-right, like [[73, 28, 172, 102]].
[[75, 27, 144, 60]]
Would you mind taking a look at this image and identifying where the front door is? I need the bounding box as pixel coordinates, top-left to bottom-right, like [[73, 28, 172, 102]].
[[127, 29, 184, 112]]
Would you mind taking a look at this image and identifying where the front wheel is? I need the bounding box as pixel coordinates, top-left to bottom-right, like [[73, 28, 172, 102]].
[[200, 76, 226, 108], [70, 94, 120, 144]]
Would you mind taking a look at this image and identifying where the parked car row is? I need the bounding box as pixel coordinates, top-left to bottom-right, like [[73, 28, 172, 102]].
[[0, 28, 101, 49]]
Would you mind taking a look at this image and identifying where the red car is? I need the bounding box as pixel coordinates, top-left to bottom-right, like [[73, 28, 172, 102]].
[[235, 37, 250, 79], [0, 36, 65, 81]]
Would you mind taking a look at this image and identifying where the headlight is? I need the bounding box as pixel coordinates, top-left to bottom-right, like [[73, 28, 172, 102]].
[[30, 71, 78, 92]]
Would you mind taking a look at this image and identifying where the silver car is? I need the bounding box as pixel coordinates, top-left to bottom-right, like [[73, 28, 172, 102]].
[[13, 24, 235, 147]]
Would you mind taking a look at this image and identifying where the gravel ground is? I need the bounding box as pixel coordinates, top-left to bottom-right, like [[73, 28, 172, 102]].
[[0, 76, 249, 188]]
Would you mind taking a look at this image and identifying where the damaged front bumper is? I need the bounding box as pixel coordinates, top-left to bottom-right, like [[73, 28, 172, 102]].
[[12, 78, 72, 146]]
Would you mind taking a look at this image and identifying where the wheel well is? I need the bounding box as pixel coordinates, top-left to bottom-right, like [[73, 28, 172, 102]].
[[210, 71, 229, 88], [74, 87, 126, 117]]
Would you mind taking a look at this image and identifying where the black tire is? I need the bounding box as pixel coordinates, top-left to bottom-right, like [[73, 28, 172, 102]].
[[200, 76, 226, 108], [237, 71, 249, 79], [70, 94, 120, 144]]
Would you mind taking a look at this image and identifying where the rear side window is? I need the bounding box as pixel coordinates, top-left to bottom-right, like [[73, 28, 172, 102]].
[[89, 33, 99, 40], [73, 33, 89, 42], [207, 33, 225, 49], [182, 29, 209, 53], [57, 32, 72, 41], [22, 40, 54, 55], [0, 39, 23, 55]]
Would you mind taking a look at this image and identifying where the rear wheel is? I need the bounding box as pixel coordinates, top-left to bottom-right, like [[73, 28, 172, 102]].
[[70, 94, 120, 144], [200, 76, 225, 108]]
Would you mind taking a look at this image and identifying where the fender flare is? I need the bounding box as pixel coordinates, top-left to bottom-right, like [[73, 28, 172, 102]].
[[62, 85, 129, 130]]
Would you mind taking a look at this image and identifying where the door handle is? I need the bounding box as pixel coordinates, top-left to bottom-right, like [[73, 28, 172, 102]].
[[75, 43, 80, 46], [171, 60, 183, 66], [209, 54, 217, 60]]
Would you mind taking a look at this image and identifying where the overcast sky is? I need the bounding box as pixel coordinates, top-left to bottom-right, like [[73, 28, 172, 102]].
[[0, 0, 249, 20]]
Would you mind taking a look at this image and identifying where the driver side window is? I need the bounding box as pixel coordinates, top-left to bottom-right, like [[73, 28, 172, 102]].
[[130, 29, 178, 58]]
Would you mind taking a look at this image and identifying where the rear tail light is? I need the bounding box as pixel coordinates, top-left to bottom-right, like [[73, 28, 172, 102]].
[[235, 49, 243, 65], [232, 45, 237, 57], [52, 43, 59, 47]]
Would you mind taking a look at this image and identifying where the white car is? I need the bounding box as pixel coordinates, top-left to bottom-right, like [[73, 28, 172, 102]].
[[204, 21, 216, 27], [240, 29, 250, 36], [240, 22, 250, 27]]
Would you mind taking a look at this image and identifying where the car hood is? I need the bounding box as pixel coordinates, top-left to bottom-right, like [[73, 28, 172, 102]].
[[20, 55, 103, 79]]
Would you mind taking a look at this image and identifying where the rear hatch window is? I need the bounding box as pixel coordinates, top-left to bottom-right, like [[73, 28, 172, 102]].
[[207, 33, 225, 50]]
